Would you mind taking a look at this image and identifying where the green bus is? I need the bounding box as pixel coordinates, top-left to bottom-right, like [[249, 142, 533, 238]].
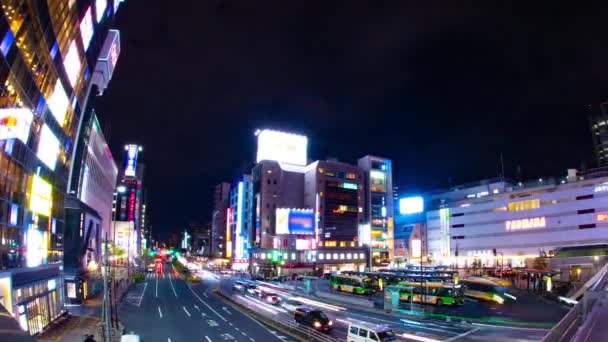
[[460, 277, 514, 304], [331, 275, 374, 295], [395, 281, 464, 306]]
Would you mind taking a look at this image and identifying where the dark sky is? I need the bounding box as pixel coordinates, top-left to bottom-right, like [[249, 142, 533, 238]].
[[96, 1, 608, 240]]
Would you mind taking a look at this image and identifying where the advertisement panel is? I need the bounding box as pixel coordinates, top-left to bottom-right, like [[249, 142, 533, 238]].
[[275, 208, 314, 235], [80, 6, 94, 50], [370, 170, 386, 192], [30, 175, 52, 216], [63, 41, 82, 87], [399, 196, 424, 214], [37, 125, 60, 170], [0, 108, 33, 143], [256, 129, 307, 166], [288, 210, 314, 235], [95, 0, 107, 22], [47, 81, 69, 125], [124, 144, 139, 177], [275, 208, 290, 235]]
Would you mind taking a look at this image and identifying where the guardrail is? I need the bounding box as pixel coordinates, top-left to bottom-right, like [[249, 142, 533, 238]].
[[543, 267, 608, 342], [215, 290, 340, 342]]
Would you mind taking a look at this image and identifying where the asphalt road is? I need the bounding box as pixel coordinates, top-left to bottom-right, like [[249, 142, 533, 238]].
[[219, 277, 550, 342], [118, 265, 289, 342]]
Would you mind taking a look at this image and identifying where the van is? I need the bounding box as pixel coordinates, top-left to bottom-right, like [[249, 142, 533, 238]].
[[294, 307, 332, 332], [347, 322, 396, 342]]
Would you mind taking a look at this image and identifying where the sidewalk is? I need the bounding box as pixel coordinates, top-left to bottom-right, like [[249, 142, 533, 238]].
[[36, 278, 132, 341]]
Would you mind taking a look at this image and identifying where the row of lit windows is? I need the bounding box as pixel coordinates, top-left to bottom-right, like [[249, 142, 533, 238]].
[[318, 252, 365, 260], [320, 241, 357, 247], [318, 167, 358, 180]]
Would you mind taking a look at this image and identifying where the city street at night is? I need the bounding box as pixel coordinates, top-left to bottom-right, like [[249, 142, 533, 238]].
[[119, 265, 289, 342]]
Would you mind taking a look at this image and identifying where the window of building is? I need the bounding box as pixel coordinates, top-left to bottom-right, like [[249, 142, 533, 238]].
[[359, 253, 365, 259], [508, 199, 540, 212], [325, 240, 337, 247], [333, 253, 338, 260], [319, 253, 324, 260], [267, 179, 270, 185], [324, 170, 335, 177], [339, 253, 345, 259], [339, 241, 347, 247], [346, 173, 356, 180], [273, 179, 277, 185]]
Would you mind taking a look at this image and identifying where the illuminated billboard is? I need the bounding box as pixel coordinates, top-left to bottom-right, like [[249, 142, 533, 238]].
[[47, 81, 69, 125], [80, 6, 94, 50], [0, 108, 33, 143], [26, 228, 47, 267], [30, 175, 52, 217], [95, 0, 107, 22], [399, 196, 424, 214], [370, 170, 386, 192], [37, 125, 60, 170], [63, 41, 82, 87], [275, 208, 314, 235], [124, 144, 139, 177], [256, 129, 307, 166]]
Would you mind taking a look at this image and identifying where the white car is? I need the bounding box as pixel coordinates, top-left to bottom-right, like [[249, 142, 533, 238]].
[[246, 284, 258, 295], [281, 299, 304, 312]]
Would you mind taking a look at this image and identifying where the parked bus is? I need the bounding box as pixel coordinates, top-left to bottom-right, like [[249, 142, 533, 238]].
[[331, 275, 374, 295], [394, 281, 464, 306], [460, 277, 515, 304]]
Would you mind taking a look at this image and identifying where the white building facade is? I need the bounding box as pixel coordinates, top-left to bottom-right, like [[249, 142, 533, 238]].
[[426, 174, 608, 268]]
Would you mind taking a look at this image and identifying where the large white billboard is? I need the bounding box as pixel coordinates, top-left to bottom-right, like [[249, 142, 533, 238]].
[[256, 129, 307, 166], [37, 125, 60, 170], [63, 41, 82, 87], [80, 6, 94, 50], [47, 81, 69, 125]]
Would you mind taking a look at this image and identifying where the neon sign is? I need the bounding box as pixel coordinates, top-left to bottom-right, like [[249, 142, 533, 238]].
[[594, 183, 608, 193], [506, 217, 546, 231], [597, 213, 608, 222]]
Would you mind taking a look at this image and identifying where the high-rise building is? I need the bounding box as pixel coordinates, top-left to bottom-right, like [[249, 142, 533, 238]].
[[210, 182, 230, 258], [63, 111, 117, 304], [112, 144, 144, 259], [0, 0, 123, 334], [589, 101, 608, 166], [304, 160, 364, 246], [358, 156, 394, 267], [227, 175, 253, 267]]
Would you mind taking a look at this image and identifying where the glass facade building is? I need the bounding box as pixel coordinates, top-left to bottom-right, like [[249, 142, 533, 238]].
[[0, 0, 122, 335]]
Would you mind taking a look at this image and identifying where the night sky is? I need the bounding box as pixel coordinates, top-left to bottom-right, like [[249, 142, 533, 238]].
[[95, 1, 608, 240]]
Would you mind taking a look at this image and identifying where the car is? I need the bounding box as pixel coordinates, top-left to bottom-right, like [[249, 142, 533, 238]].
[[259, 292, 281, 305], [147, 264, 155, 273], [294, 307, 332, 332], [233, 281, 248, 291], [245, 284, 258, 295], [281, 299, 304, 312], [347, 322, 397, 342]]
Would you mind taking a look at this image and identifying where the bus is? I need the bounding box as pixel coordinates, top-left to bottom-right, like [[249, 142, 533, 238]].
[[331, 275, 374, 295], [395, 281, 464, 306], [460, 277, 515, 304]]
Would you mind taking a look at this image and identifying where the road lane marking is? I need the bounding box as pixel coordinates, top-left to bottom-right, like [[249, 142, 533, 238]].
[[203, 292, 208, 298], [205, 337, 212, 342], [471, 323, 549, 331], [169, 274, 178, 298], [241, 332, 247, 336], [401, 333, 440, 342], [168, 339, 171, 342], [445, 328, 480, 342], [186, 285, 227, 321], [228, 322, 233, 326], [183, 306, 192, 317], [249, 338, 255, 341], [194, 304, 200, 311], [207, 319, 219, 327], [201, 312, 207, 317], [158, 306, 163, 318], [222, 306, 232, 315], [137, 282, 148, 307], [156, 273, 159, 297]]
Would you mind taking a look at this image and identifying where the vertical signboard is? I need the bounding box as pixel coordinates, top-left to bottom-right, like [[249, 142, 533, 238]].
[[439, 208, 451, 258], [124, 144, 139, 177]]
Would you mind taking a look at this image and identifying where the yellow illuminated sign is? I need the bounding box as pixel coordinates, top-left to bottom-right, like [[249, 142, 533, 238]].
[[30, 176, 52, 216]]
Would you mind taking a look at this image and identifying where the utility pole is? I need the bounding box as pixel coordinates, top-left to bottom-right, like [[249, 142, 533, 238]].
[[102, 233, 112, 341]]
